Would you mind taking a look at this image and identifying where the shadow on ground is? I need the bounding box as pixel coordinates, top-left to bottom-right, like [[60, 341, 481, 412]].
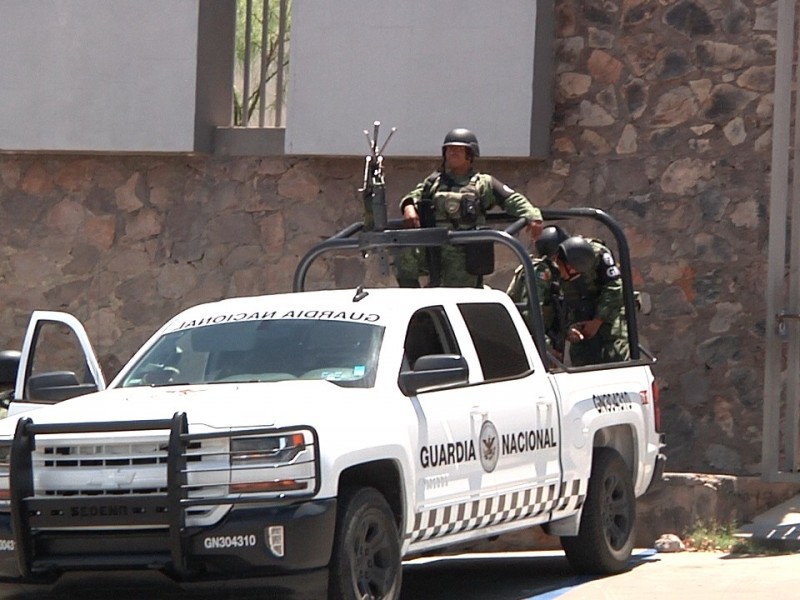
[[399, 550, 659, 600], [0, 551, 661, 600]]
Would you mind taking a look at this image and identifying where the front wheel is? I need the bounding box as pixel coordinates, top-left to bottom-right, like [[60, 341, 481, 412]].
[[561, 448, 636, 574], [328, 487, 401, 600]]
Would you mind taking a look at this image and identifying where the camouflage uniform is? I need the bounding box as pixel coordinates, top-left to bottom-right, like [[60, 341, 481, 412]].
[[396, 170, 541, 287], [507, 257, 566, 352], [562, 239, 629, 366]]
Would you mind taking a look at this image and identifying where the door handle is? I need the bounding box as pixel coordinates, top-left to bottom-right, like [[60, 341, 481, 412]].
[[536, 397, 552, 422], [470, 408, 487, 437]]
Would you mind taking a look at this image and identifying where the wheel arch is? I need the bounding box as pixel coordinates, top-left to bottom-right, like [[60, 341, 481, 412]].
[[546, 429, 636, 538], [592, 423, 636, 477], [337, 459, 405, 532]]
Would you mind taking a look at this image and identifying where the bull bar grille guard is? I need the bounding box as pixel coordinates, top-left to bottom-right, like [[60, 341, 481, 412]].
[[4, 413, 320, 578]]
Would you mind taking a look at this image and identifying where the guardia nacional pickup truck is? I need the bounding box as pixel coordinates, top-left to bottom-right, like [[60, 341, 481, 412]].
[[0, 204, 664, 599]]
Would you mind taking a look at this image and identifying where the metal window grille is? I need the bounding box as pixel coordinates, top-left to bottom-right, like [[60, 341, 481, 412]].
[[235, 0, 290, 127]]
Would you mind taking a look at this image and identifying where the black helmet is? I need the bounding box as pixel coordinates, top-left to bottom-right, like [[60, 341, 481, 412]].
[[535, 225, 569, 258], [442, 128, 480, 158], [557, 237, 596, 275]]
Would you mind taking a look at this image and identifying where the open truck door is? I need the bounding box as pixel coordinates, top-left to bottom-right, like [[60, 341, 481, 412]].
[[6, 310, 105, 417]]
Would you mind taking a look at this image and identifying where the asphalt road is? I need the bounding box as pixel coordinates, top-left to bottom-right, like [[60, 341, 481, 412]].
[[0, 549, 797, 599]]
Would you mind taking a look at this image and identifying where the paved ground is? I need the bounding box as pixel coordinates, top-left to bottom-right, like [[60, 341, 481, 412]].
[[0, 548, 797, 599], [0, 495, 797, 599], [401, 548, 800, 600], [738, 493, 800, 551], [556, 494, 800, 600], [560, 550, 800, 600]]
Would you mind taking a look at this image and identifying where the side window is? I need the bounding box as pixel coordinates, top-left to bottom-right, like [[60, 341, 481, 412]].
[[458, 302, 531, 381], [403, 307, 459, 369], [26, 321, 98, 401]]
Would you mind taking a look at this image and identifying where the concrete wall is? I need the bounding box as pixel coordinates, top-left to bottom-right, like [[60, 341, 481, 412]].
[[286, 0, 554, 157], [0, 0, 234, 153]]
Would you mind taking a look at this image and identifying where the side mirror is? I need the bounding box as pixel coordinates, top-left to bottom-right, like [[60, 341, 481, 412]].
[[398, 354, 469, 396], [0, 350, 21, 388], [27, 371, 98, 403]]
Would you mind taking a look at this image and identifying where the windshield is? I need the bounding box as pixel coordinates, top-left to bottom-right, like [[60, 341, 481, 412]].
[[119, 319, 385, 389]]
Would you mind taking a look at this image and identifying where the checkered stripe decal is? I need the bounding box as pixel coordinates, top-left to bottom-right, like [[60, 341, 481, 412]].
[[410, 480, 585, 543]]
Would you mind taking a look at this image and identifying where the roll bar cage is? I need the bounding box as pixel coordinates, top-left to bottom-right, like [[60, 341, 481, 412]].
[[293, 208, 642, 365]]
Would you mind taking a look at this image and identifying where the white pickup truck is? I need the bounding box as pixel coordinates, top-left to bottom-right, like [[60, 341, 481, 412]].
[[0, 208, 664, 599]]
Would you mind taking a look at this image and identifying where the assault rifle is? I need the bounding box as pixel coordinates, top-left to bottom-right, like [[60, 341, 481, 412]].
[[358, 121, 396, 276], [359, 121, 396, 232]]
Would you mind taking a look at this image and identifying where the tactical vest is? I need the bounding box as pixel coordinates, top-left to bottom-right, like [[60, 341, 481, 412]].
[[421, 171, 486, 230]]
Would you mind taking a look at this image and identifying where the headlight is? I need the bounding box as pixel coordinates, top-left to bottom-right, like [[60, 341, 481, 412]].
[[230, 433, 306, 465], [229, 432, 311, 495]]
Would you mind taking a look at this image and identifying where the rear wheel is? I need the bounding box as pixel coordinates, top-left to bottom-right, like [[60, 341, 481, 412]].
[[328, 487, 401, 600], [561, 448, 636, 574]]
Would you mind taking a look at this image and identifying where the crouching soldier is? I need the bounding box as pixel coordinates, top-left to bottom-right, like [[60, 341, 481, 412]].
[[554, 236, 630, 366]]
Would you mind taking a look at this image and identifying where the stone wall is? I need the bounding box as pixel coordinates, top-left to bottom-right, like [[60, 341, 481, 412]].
[[0, 0, 782, 474], [547, 0, 777, 474]]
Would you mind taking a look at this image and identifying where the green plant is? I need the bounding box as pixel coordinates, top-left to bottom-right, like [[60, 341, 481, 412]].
[[682, 519, 794, 555], [682, 519, 740, 552], [234, 0, 291, 126]]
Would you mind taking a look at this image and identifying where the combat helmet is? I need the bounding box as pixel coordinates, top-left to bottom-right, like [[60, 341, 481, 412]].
[[442, 128, 480, 158], [535, 225, 569, 258], [557, 236, 596, 275]]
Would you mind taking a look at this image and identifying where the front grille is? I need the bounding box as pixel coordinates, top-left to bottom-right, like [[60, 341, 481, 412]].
[[41, 442, 169, 468], [40, 441, 205, 468], [26, 435, 228, 524], [7, 417, 320, 531]]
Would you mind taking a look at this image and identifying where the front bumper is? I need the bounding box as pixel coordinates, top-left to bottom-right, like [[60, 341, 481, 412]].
[[0, 498, 337, 583], [0, 414, 332, 585]]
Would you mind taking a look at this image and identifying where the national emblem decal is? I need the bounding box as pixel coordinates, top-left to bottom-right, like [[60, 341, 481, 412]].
[[479, 420, 499, 473]]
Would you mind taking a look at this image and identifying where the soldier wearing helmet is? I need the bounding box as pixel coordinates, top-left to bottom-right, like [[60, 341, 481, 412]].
[[395, 128, 543, 288], [507, 225, 570, 357], [441, 127, 481, 159], [555, 236, 629, 366]]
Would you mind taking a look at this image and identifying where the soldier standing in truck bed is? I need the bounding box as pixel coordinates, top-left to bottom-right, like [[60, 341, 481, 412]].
[[395, 128, 543, 287]]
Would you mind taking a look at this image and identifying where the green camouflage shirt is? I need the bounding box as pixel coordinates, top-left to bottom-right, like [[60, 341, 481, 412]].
[[507, 257, 557, 328], [400, 169, 541, 229], [561, 239, 623, 325]]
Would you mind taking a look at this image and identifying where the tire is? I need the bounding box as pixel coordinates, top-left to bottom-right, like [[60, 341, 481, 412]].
[[328, 487, 401, 600], [561, 448, 636, 575]]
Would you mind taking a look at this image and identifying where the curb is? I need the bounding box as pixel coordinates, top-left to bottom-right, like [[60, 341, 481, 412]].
[[736, 494, 800, 551]]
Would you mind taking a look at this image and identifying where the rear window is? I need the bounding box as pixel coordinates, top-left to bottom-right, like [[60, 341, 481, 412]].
[[458, 303, 531, 380]]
